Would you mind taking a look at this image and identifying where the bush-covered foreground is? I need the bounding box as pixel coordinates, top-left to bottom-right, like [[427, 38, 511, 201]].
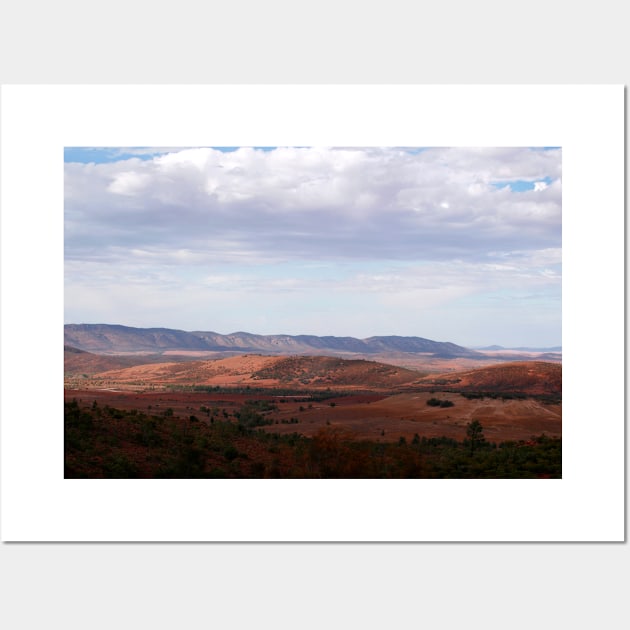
[[65, 400, 561, 479]]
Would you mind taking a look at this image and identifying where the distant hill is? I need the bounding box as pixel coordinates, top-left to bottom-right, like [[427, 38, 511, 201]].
[[64, 324, 483, 359], [64, 346, 148, 375], [85, 354, 423, 391], [413, 361, 562, 396], [64, 324, 208, 353], [69, 351, 561, 397]]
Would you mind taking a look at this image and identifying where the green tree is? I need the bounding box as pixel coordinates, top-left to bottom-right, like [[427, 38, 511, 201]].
[[466, 420, 485, 455]]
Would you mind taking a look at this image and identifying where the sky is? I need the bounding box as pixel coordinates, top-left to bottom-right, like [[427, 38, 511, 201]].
[[64, 146, 561, 348]]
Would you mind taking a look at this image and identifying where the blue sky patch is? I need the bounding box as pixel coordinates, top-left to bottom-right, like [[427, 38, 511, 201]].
[[493, 176, 553, 192], [64, 147, 173, 164], [64, 146, 282, 163]]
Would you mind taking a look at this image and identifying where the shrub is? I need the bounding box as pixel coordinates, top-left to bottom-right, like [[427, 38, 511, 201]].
[[224, 446, 239, 461], [103, 454, 139, 478], [427, 398, 454, 408]]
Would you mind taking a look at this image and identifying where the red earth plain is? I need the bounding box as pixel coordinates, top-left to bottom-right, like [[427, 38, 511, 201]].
[[64, 354, 561, 444]]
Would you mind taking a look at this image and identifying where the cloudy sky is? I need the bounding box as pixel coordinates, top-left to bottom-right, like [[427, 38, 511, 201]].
[[64, 146, 561, 347]]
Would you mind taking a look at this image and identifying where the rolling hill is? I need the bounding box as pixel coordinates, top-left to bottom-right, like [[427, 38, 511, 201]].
[[412, 361, 562, 396], [82, 354, 423, 390], [64, 346, 148, 375], [69, 350, 561, 398]]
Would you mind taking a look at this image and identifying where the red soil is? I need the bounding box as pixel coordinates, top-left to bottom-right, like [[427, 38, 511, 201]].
[[64, 388, 561, 445]]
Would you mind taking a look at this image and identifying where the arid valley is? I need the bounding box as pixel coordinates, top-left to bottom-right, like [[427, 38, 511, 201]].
[[64, 325, 561, 479]]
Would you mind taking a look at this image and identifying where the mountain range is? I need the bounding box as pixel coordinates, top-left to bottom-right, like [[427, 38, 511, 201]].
[[64, 323, 484, 358]]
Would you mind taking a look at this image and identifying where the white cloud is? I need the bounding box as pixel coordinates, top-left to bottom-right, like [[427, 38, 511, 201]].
[[107, 171, 152, 195], [65, 147, 561, 342], [65, 147, 561, 267]]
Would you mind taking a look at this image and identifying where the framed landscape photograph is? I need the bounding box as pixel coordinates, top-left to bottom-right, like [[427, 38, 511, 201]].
[[1, 85, 624, 541], [63, 145, 562, 481]]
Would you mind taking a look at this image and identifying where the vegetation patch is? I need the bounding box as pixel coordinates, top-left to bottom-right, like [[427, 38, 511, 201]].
[[426, 397, 455, 408], [65, 399, 561, 479]]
